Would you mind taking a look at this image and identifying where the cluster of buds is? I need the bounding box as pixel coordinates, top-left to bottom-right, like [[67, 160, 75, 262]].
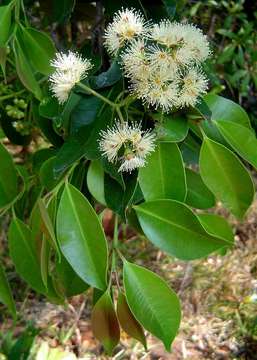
[[5, 98, 27, 120]]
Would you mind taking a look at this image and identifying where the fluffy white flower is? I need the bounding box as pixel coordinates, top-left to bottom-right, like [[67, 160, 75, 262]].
[[99, 121, 156, 172], [119, 156, 145, 172], [49, 51, 92, 104], [177, 68, 208, 107], [104, 8, 149, 55], [150, 21, 211, 66], [121, 18, 210, 112]]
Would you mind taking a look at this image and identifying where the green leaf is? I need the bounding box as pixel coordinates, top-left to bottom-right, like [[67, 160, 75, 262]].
[[217, 44, 236, 64], [0, 3, 13, 47], [139, 142, 186, 202], [40, 235, 51, 289], [13, 39, 42, 100], [193, 97, 212, 121], [39, 96, 60, 119], [0, 46, 7, 77], [162, 0, 177, 18], [117, 292, 146, 349], [216, 121, 257, 169], [0, 142, 18, 208], [54, 255, 89, 298], [87, 160, 106, 205], [0, 261, 16, 317], [39, 156, 61, 191], [185, 168, 215, 209], [19, 27, 56, 75], [91, 291, 120, 355], [155, 115, 188, 142], [134, 200, 232, 260], [123, 261, 181, 351], [181, 133, 201, 165], [52, 0, 75, 23], [56, 183, 108, 290], [202, 94, 251, 142], [197, 213, 234, 244], [90, 60, 122, 89], [199, 137, 254, 219], [8, 217, 46, 293], [37, 198, 60, 257]]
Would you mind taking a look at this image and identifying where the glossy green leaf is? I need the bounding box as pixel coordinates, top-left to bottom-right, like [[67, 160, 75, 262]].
[[20, 27, 56, 75], [195, 98, 212, 122], [197, 213, 234, 244], [0, 261, 16, 317], [117, 292, 146, 349], [0, 3, 13, 46], [202, 94, 251, 142], [181, 133, 201, 165], [91, 291, 120, 355], [39, 156, 61, 191], [57, 183, 108, 290], [0, 142, 18, 208], [134, 200, 232, 260], [155, 115, 188, 142], [90, 60, 122, 89], [124, 261, 180, 351], [13, 39, 42, 100], [139, 142, 186, 202], [199, 137, 254, 219], [216, 120, 257, 169], [185, 168, 215, 209], [8, 218, 45, 293], [87, 160, 106, 205]]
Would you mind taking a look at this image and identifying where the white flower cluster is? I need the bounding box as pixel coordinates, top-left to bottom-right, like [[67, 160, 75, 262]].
[[104, 8, 149, 55], [99, 122, 156, 172], [49, 51, 92, 104], [105, 8, 210, 112]]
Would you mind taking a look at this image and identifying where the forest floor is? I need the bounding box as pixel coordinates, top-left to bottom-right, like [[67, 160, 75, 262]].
[[1, 202, 257, 360]]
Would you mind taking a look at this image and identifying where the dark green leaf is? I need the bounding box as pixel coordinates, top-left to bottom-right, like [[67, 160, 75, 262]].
[[87, 160, 106, 205], [156, 116, 188, 142], [39, 156, 61, 191], [139, 142, 186, 202], [8, 217, 46, 293], [124, 261, 180, 351], [202, 94, 251, 142], [0, 3, 13, 47], [90, 60, 122, 89], [199, 137, 254, 219], [185, 168, 215, 209], [0, 142, 18, 208], [55, 255, 90, 298], [91, 291, 120, 355], [134, 200, 232, 260], [0, 261, 16, 317], [56, 183, 108, 290], [13, 39, 42, 99], [19, 27, 56, 75], [37, 198, 60, 256], [216, 121, 257, 169], [197, 213, 234, 244], [52, 0, 75, 23]]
